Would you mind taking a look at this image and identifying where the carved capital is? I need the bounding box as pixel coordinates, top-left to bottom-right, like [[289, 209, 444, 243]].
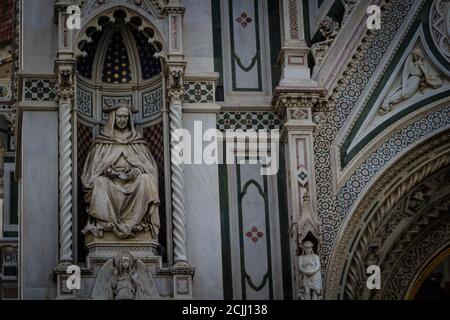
[[168, 89, 184, 106], [56, 62, 75, 104], [272, 88, 328, 123], [167, 64, 186, 105]]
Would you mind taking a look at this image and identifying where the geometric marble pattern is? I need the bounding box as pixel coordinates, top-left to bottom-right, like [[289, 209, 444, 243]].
[[142, 122, 166, 257], [296, 166, 309, 187], [337, 106, 450, 217], [217, 112, 282, 131], [314, 0, 417, 269], [23, 79, 57, 101], [77, 121, 93, 181], [0, 104, 14, 112], [183, 81, 214, 103]]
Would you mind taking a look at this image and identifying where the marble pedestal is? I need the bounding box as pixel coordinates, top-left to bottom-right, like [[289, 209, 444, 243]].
[[84, 232, 160, 276], [55, 232, 195, 299]]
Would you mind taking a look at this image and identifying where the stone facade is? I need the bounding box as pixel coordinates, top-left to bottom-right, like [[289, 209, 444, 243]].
[[0, 0, 448, 300]]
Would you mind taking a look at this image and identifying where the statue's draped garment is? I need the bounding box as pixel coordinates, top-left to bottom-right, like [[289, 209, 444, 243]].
[[81, 108, 160, 239], [299, 254, 322, 292]]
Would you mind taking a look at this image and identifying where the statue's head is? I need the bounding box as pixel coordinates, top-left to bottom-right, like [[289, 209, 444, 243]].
[[115, 251, 134, 273], [412, 49, 423, 61], [115, 104, 130, 130], [121, 256, 131, 271], [302, 240, 314, 255]]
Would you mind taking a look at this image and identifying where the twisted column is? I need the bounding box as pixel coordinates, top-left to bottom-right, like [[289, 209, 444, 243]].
[[168, 88, 188, 266], [58, 102, 73, 263], [56, 63, 74, 264]]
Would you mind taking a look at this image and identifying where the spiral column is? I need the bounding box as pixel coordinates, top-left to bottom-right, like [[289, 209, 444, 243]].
[[168, 87, 188, 266], [56, 63, 74, 264]]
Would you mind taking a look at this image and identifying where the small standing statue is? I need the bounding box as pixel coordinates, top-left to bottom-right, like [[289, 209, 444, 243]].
[[91, 251, 159, 300], [379, 49, 442, 114], [297, 240, 322, 300], [81, 102, 160, 239]]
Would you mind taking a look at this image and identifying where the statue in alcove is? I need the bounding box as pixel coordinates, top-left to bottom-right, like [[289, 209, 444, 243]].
[[297, 240, 322, 300], [81, 102, 160, 240]]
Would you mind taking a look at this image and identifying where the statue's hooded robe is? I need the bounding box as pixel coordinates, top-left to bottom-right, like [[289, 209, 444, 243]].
[[81, 106, 160, 239]]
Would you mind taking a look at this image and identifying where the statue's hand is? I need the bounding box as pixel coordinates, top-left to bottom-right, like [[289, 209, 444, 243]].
[[104, 165, 120, 178], [104, 165, 125, 180], [127, 167, 142, 181]]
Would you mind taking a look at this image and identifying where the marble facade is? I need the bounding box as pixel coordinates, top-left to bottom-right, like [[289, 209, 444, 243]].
[[0, 0, 448, 300]]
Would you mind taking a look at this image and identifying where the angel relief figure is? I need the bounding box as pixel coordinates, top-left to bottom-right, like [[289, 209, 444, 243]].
[[379, 49, 442, 115], [91, 251, 159, 300]]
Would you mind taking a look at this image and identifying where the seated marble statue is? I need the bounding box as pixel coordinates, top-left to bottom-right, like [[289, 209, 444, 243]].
[[81, 102, 160, 240]]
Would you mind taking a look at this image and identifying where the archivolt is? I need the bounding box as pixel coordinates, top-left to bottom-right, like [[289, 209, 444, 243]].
[[325, 129, 450, 299]]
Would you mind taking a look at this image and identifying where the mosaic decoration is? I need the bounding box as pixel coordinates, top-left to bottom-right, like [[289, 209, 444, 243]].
[[142, 87, 163, 118], [23, 79, 57, 101], [217, 112, 281, 131], [183, 81, 214, 103], [76, 87, 93, 117], [313, 0, 421, 269], [131, 28, 162, 80], [102, 31, 132, 84]]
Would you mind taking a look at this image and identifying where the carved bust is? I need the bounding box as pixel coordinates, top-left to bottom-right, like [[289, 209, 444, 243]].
[[81, 102, 160, 240]]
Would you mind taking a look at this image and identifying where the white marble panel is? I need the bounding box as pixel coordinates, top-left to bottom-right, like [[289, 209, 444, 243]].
[[240, 170, 270, 299], [183, 0, 215, 74], [183, 112, 223, 299], [21, 111, 59, 299], [22, 0, 57, 74]]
